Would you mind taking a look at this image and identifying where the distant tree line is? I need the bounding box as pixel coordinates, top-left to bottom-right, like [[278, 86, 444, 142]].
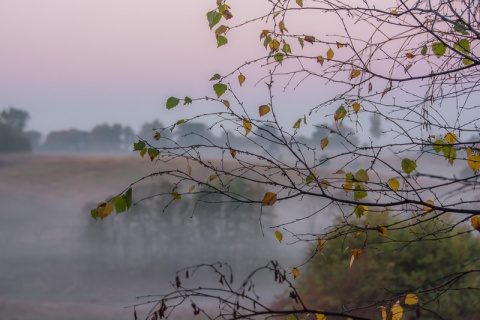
[[0, 106, 368, 155]]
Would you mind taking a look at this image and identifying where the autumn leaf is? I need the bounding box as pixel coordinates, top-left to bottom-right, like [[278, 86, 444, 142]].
[[96, 202, 114, 220], [352, 102, 360, 113], [354, 205, 368, 218], [334, 105, 347, 121], [390, 301, 403, 320], [350, 248, 362, 267], [260, 29, 270, 39], [445, 132, 456, 144], [317, 238, 325, 249], [215, 25, 228, 36], [321, 137, 329, 150], [423, 199, 434, 212], [293, 118, 301, 129], [376, 225, 388, 236], [275, 230, 283, 242], [279, 20, 288, 33], [320, 179, 330, 189], [471, 216, 480, 231], [468, 154, 480, 173], [230, 148, 237, 158], [336, 41, 344, 48], [222, 100, 230, 108], [262, 192, 277, 206], [388, 178, 400, 191], [350, 69, 361, 79], [269, 39, 280, 52], [296, 0, 303, 7], [304, 35, 315, 43], [343, 181, 353, 193], [292, 267, 300, 279], [222, 10, 233, 20], [405, 293, 419, 305], [317, 55, 324, 66], [243, 119, 252, 135], [405, 53, 415, 59], [315, 313, 326, 320], [238, 73, 246, 86], [326, 48, 334, 60]]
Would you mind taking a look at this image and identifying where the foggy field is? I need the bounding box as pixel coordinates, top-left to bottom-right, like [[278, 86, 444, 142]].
[[0, 154, 300, 320]]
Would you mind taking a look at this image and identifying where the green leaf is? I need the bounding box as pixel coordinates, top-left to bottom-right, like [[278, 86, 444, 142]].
[[122, 188, 133, 209], [263, 35, 272, 49], [213, 83, 228, 98], [298, 37, 304, 49], [133, 140, 146, 151], [153, 131, 160, 141], [166, 97, 180, 110], [184, 96, 192, 105], [306, 172, 316, 185], [354, 183, 367, 200], [282, 43, 292, 54], [432, 42, 446, 58], [442, 145, 457, 165], [171, 192, 182, 200], [421, 44, 427, 56], [354, 205, 368, 218], [210, 73, 221, 81], [345, 172, 354, 182], [217, 35, 228, 47], [112, 196, 127, 214], [454, 39, 470, 54], [148, 148, 160, 161], [207, 10, 222, 30], [463, 58, 474, 66], [355, 169, 369, 182], [334, 105, 347, 122], [401, 158, 417, 175], [432, 139, 445, 153], [90, 208, 99, 220], [453, 22, 469, 35], [139, 148, 147, 158], [274, 52, 284, 64]]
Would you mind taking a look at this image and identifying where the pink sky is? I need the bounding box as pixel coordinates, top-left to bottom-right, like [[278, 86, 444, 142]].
[[0, 1, 349, 136]]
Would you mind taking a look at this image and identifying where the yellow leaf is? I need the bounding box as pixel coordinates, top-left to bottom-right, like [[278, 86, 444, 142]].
[[222, 100, 230, 108], [343, 181, 353, 193], [390, 301, 403, 320], [269, 39, 280, 52], [391, 10, 399, 15], [317, 55, 324, 66], [326, 48, 334, 60], [321, 137, 329, 150], [215, 25, 228, 36], [334, 169, 345, 174], [238, 73, 246, 86], [405, 53, 415, 59], [243, 119, 252, 135], [388, 178, 400, 192], [230, 148, 237, 158], [352, 102, 360, 113], [376, 225, 388, 236], [293, 118, 301, 129], [466, 147, 472, 156], [296, 0, 303, 7], [351, 248, 362, 258], [187, 165, 192, 175], [315, 312, 326, 320], [292, 267, 300, 279], [468, 154, 480, 173], [320, 179, 330, 189], [405, 293, 419, 305], [260, 29, 270, 39], [471, 216, 480, 231], [209, 175, 217, 181], [354, 231, 363, 238], [188, 185, 195, 193], [259, 105, 271, 116], [275, 230, 283, 242], [317, 238, 325, 249], [279, 20, 288, 33], [379, 306, 387, 320], [336, 41, 344, 48], [262, 192, 277, 206], [445, 132, 456, 144], [97, 202, 114, 220], [354, 205, 368, 218], [350, 69, 361, 79], [423, 199, 434, 212]]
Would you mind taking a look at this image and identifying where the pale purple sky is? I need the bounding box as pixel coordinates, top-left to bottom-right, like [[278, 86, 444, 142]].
[[0, 0, 271, 134]]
